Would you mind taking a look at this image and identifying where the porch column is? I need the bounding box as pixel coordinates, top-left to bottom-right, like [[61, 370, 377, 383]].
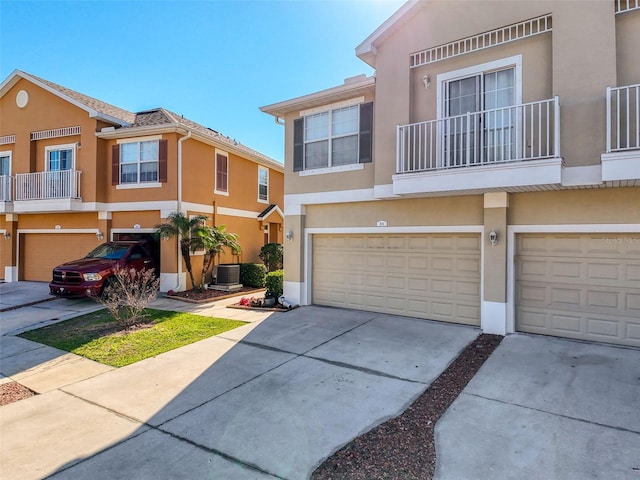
[[2, 214, 18, 282], [283, 212, 305, 306], [482, 192, 508, 335]]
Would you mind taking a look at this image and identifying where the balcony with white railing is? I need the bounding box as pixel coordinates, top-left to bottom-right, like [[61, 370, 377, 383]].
[[12, 170, 82, 212], [393, 97, 563, 195], [602, 84, 640, 183]]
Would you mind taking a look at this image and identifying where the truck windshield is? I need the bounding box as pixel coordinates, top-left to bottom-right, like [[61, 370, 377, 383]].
[[86, 244, 130, 260]]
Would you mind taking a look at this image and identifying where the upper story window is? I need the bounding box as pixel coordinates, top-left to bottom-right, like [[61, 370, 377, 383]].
[[215, 150, 229, 195], [258, 166, 268, 202], [46, 144, 75, 171], [0, 151, 11, 176], [293, 101, 373, 174], [112, 136, 167, 187]]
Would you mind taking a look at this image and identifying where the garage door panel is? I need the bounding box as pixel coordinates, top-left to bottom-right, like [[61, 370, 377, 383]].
[[313, 233, 480, 326], [22, 233, 98, 282], [516, 233, 640, 347]]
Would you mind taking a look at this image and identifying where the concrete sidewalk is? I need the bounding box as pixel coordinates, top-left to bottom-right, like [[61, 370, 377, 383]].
[[0, 283, 480, 480]]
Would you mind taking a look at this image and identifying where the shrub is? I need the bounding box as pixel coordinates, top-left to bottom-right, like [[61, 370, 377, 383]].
[[239, 263, 266, 288], [259, 243, 283, 272], [265, 269, 283, 299], [92, 266, 160, 330]]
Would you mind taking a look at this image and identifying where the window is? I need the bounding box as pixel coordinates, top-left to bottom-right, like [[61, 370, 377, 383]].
[[0, 151, 10, 176], [111, 138, 167, 187], [437, 55, 522, 167], [258, 166, 268, 202], [293, 101, 373, 173], [215, 151, 228, 194], [120, 140, 158, 183], [45, 144, 75, 171]]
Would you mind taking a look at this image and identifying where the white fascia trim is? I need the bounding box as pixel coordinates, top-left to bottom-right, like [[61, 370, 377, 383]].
[[258, 205, 284, 221], [393, 158, 562, 195], [217, 206, 263, 219], [13, 199, 83, 213], [302, 225, 484, 310], [284, 188, 376, 215], [601, 151, 640, 181], [561, 164, 602, 186], [97, 126, 180, 139], [373, 183, 401, 199], [506, 223, 640, 334]]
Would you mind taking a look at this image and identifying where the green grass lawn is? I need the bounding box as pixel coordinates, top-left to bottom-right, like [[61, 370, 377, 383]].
[[19, 309, 246, 367]]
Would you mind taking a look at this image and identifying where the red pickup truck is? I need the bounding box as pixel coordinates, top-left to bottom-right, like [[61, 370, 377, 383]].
[[49, 241, 155, 298]]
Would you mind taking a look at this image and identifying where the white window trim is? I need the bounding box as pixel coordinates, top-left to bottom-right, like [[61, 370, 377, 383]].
[[300, 96, 365, 117], [436, 54, 523, 120], [0, 150, 11, 176], [45, 143, 76, 171], [118, 138, 160, 186], [214, 149, 229, 196], [258, 166, 269, 203], [299, 163, 365, 177]]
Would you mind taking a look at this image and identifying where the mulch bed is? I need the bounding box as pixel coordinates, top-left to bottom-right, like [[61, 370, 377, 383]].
[[311, 333, 503, 480], [0, 382, 37, 406], [166, 286, 264, 303]]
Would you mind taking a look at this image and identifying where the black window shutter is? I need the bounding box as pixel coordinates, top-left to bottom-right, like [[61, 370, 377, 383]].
[[293, 118, 304, 172], [158, 139, 168, 182], [359, 102, 373, 163], [111, 145, 120, 185]]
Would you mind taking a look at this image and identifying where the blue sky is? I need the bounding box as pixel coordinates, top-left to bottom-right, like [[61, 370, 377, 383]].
[[1, 0, 406, 162]]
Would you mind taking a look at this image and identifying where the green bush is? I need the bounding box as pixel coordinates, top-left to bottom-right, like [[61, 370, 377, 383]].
[[265, 270, 283, 299], [259, 243, 283, 272], [239, 263, 266, 288]]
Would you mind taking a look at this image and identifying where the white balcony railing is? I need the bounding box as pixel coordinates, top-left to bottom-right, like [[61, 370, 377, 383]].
[[14, 170, 81, 201], [606, 84, 640, 153], [397, 97, 560, 174], [0, 175, 11, 202]]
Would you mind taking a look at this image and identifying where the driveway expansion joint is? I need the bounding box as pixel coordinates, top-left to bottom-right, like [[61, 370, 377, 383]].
[[464, 392, 640, 435]]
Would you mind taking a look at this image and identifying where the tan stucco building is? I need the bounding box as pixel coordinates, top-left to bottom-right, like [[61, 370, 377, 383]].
[[261, 0, 640, 347], [1, 70, 284, 291]]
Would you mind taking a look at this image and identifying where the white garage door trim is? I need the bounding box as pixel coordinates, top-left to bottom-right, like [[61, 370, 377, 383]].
[[17, 228, 101, 281], [303, 225, 484, 315], [507, 224, 640, 336]]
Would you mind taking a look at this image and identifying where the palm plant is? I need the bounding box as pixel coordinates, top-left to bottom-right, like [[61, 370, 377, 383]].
[[154, 212, 208, 290], [197, 225, 242, 289]]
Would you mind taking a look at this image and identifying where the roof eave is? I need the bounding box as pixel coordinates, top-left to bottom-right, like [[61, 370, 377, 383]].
[[260, 76, 376, 118]]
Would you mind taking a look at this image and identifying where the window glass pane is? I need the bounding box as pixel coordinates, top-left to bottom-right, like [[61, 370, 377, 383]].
[[59, 149, 73, 170], [259, 168, 268, 185], [120, 164, 138, 183], [120, 143, 138, 164], [0, 156, 9, 176], [259, 183, 268, 200], [331, 135, 358, 166], [332, 106, 358, 136], [140, 141, 158, 161], [139, 162, 158, 182], [304, 140, 328, 169], [305, 112, 328, 141]]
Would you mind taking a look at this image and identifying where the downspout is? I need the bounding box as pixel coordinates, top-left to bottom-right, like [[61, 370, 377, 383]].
[[174, 130, 192, 290], [275, 116, 285, 126]]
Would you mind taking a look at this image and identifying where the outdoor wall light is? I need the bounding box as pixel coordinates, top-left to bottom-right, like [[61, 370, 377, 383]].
[[285, 230, 294, 242], [423, 74, 431, 89], [3, 232, 10, 240], [489, 230, 498, 246], [96, 231, 104, 241]]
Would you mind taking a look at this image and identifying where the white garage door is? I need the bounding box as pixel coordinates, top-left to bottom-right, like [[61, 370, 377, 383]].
[[21, 233, 99, 281], [312, 233, 481, 325], [516, 233, 640, 347]]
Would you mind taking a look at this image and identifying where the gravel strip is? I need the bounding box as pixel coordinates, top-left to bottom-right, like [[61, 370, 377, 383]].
[[0, 381, 37, 406], [312, 333, 503, 480]]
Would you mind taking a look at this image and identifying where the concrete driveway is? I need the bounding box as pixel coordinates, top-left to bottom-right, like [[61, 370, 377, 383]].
[[1, 284, 479, 480], [2, 282, 639, 479], [435, 335, 640, 480]]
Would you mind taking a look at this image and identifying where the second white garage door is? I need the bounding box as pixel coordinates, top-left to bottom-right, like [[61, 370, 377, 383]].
[[312, 233, 481, 325], [516, 233, 640, 347]]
